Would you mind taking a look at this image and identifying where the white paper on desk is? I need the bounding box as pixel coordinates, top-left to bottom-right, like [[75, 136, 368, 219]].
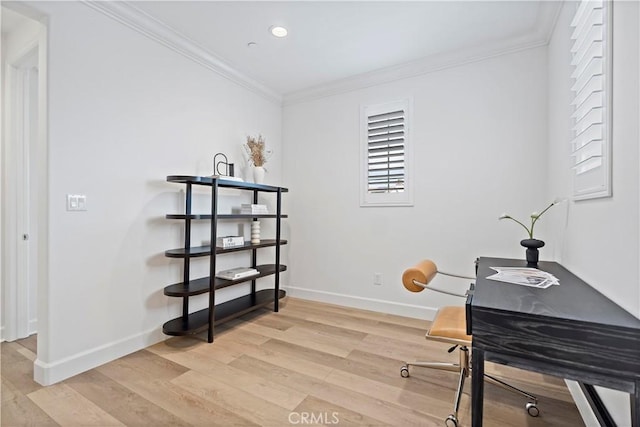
[[486, 267, 559, 289]]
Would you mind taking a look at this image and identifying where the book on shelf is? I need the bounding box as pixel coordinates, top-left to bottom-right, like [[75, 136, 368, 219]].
[[209, 175, 244, 182], [240, 203, 269, 214], [216, 236, 245, 248], [215, 267, 259, 280]]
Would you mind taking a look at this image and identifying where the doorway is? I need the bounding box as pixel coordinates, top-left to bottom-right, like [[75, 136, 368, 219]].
[[1, 6, 47, 357]]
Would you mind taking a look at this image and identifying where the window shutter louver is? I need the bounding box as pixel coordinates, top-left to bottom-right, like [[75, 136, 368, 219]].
[[569, 0, 612, 199], [367, 109, 405, 194]]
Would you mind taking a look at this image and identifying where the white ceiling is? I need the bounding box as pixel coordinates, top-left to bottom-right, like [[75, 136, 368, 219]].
[[132, 1, 559, 98]]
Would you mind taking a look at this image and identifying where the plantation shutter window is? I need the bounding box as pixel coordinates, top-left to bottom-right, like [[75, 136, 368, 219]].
[[367, 110, 405, 193], [569, 0, 612, 199], [360, 99, 413, 207]]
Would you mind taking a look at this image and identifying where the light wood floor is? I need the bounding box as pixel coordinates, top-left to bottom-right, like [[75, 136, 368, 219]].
[[2, 297, 583, 426]]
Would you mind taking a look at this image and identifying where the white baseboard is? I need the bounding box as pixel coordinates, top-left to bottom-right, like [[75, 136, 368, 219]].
[[564, 380, 600, 427], [34, 327, 166, 386], [283, 286, 437, 320], [0, 325, 4, 343]]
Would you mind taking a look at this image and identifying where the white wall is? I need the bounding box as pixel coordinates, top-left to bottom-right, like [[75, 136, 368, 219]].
[[282, 47, 549, 318], [547, 1, 639, 425], [548, 0, 639, 318], [26, 1, 284, 384]]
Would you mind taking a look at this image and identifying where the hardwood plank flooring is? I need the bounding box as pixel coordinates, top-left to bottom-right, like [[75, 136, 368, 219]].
[[1, 297, 584, 426]]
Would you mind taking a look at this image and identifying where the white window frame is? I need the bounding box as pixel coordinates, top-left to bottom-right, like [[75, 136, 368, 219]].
[[360, 98, 413, 207], [570, 0, 613, 200]]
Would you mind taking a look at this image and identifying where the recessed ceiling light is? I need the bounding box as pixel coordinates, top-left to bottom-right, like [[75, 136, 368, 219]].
[[270, 26, 288, 38]]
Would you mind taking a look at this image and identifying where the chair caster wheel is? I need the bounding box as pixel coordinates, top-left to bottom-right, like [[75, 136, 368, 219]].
[[400, 366, 410, 378], [526, 402, 540, 417], [445, 414, 458, 427]]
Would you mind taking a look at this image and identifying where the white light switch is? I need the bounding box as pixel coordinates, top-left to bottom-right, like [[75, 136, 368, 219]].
[[67, 194, 87, 211]]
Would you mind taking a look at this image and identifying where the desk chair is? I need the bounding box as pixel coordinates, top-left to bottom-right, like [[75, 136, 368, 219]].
[[401, 260, 539, 427]]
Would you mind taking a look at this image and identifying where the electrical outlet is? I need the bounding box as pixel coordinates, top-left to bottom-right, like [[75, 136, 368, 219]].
[[374, 273, 383, 286]]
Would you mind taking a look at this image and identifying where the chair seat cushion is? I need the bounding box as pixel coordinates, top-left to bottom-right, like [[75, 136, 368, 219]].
[[427, 306, 472, 342]]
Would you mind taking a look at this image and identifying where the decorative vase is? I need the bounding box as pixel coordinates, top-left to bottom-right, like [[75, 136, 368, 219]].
[[520, 239, 545, 267], [251, 221, 261, 244], [253, 166, 265, 184]]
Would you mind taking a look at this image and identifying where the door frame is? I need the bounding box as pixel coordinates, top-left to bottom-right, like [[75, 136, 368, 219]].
[[1, 4, 49, 381], [3, 44, 39, 341]]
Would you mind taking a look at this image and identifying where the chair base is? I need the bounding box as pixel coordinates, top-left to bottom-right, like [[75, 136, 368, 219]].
[[401, 346, 539, 426]]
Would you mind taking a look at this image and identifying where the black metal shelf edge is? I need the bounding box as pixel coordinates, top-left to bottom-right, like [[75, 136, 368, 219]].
[[164, 239, 288, 258], [164, 246, 211, 258], [167, 175, 289, 193], [217, 239, 288, 254], [162, 289, 286, 336], [166, 214, 288, 220], [220, 214, 289, 219], [164, 264, 288, 297], [166, 214, 212, 220]]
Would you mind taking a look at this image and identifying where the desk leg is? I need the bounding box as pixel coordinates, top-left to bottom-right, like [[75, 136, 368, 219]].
[[472, 348, 484, 427], [632, 380, 640, 427]]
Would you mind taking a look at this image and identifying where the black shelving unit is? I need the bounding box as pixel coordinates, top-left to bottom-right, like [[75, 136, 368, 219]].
[[162, 175, 288, 343]]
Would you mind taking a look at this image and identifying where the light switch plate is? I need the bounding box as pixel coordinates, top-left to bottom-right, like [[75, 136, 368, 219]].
[[67, 194, 87, 211]]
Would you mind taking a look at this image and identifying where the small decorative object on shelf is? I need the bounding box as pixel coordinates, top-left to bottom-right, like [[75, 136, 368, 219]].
[[251, 221, 261, 244], [241, 204, 268, 214], [215, 267, 259, 280], [498, 199, 560, 267], [243, 134, 272, 184], [216, 235, 244, 249], [212, 152, 243, 182], [214, 152, 234, 177]]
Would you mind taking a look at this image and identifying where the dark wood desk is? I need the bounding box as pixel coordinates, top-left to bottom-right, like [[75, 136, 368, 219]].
[[470, 257, 640, 427]]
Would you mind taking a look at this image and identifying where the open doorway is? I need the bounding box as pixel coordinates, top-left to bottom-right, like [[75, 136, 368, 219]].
[[1, 5, 47, 374]]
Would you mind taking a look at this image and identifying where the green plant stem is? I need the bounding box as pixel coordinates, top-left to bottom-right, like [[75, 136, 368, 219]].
[[506, 216, 533, 239], [529, 202, 554, 239]]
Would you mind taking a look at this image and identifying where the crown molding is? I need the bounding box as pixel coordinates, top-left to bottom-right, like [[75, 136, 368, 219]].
[[82, 1, 282, 105], [536, 0, 564, 44], [82, 0, 562, 109], [283, 1, 563, 106], [282, 37, 547, 106]]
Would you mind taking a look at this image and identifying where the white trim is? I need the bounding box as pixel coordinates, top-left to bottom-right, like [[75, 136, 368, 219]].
[[285, 0, 562, 105], [283, 285, 437, 321], [34, 20, 49, 377], [360, 98, 413, 207], [81, 0, 562, 108], [2, 61, 19, 343], [570, 0, 613, 200], [34, 326, 166, 386], [284, 40, 550, 106], [565, 380, 601, 427], [15, 60, 33, 339], [2, 38, 40, 343], [81, 0, 282, 105]]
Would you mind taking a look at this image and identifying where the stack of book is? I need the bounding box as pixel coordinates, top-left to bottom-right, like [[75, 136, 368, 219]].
[[216, 236, 245, 249], [241, 204, 269, 215], [215, 267, 259, 281]]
